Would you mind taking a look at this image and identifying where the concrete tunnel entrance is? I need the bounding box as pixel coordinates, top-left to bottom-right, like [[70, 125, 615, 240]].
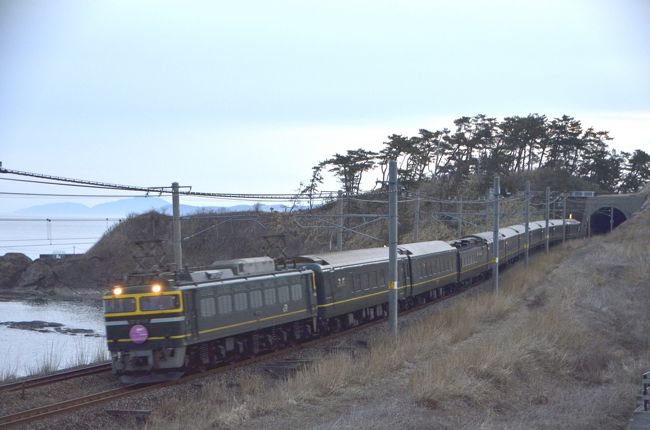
[[589, 207, 627, 234]]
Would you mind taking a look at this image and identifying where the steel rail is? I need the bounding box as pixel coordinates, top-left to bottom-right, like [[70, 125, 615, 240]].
[[0, 384, 150, 428], [0, 363, 112, 394]]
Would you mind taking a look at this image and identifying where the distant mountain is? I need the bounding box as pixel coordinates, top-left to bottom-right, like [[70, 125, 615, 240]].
[[14, 198, 295, 217]]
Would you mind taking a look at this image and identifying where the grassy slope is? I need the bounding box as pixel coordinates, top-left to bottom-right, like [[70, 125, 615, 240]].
[[143, 192, 650, 430]]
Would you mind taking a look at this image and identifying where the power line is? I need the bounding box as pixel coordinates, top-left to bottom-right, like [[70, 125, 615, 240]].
[[0, 241, 96, 248], [0, 237, 101, 242], [0, 191, 152, 198], [0, 217, 122, 222], [0, 164, 337, 201]]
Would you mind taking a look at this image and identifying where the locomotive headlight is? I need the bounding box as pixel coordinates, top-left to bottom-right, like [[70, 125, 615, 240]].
[[113, 286, 123, 296], [151, 283, 162, 294]]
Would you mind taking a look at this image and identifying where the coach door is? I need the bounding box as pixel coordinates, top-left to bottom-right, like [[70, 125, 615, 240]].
[[400, 258, 410, 299]]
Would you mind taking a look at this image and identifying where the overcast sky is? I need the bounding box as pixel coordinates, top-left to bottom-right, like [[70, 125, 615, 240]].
[[1, 0, 649, 212]]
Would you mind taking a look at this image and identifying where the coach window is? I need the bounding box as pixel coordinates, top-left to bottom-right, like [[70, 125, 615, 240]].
[[362, 273, 369, 291], [264, 288, 276, 306], [217, 295, 232, 314], [234, 292, 248, 312], [250, 290, 263, 309], [291, 283, 302, 301], [354, 274, 361, 292], [278, 286, 290, 303]]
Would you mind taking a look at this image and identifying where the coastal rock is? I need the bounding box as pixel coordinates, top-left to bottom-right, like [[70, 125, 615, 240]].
[[0, 253, 33, 289], [0, 320, 100, 336], [17, 260, 56, 289]]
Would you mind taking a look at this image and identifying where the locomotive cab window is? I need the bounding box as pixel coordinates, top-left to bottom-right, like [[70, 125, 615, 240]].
[[104, 297, 136, 314], [140, 294, 181, 311]]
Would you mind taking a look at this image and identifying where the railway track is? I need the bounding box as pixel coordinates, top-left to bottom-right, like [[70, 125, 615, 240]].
[[0, 384, 147, 428], [0, 280, 480, 428], [0, 362, 112, 394]]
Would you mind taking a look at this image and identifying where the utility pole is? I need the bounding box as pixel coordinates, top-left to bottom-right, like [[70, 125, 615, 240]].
[[545, 186, 550, 254], [414, 191, 420, 242], [172, 182, 183, 272], [552, 198, 556, 219], [337, 190, 343, 251], [388, 160, 399, 337], [457, 196, 463, 238], [609, 206, 614, 233], [492, 175, 500, 294], [562, 194, 567, 243], [524, 181, 530, 267]]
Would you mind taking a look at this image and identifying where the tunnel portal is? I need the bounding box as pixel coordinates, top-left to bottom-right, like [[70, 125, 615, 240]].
[[589, 207, 627, 234]]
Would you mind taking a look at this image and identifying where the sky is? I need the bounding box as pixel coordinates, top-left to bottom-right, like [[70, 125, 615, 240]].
[[1, 0, 649, 213]]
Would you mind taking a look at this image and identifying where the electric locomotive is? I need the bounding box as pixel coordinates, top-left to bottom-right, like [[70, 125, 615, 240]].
[[103, 257, 317, 383]]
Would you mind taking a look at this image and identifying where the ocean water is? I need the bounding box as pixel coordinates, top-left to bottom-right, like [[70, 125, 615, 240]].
[[0, 218, 119, 260], [0, 300, 107, 378]]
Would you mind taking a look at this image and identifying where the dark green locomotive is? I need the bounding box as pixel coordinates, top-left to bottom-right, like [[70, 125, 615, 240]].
[[104, 257, 316, 383]]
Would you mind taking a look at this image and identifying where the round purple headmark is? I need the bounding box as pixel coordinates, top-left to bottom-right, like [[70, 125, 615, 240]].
[[129, 324, 148, 344]]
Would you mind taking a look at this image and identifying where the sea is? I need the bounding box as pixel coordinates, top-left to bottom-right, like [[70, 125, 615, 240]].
[[0, 217, 119, 260], [0, 218, 117, 378], [0, 299, 107, 378]]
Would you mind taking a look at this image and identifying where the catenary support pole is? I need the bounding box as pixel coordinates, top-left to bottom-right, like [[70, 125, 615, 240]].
[[388, 160, 399, 337], [458, 196, 463, 238], [545, 186, 550, 254], [562, 195, 567, 243], [414, 191, 420, 242], [492, 175, 500, 295], [337, 190, 343, 251], [172, 182, 183, 272], [610, 206, 614, 233], [524, 181, 530, 267]]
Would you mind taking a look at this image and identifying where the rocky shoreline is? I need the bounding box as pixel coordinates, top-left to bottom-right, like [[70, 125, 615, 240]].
[[0, 252, 106, 301]]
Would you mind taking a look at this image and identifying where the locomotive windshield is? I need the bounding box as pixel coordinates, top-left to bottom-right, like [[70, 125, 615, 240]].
[[140, 294, 181, 311], [104, 297, 136, 313]]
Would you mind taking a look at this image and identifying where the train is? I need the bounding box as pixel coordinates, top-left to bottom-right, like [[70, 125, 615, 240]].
[[103, 218, 582, 383]]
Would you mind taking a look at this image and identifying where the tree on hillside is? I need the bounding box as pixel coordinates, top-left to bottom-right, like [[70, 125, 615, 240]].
[[544, 115, 583, 171], [323, 149, 377, 195], [303, 113, 637, 196], [500, 114, 547, 172], [619, 149, 650, 192], [299, 163, 325, 209], [376, 134, 406, 187]]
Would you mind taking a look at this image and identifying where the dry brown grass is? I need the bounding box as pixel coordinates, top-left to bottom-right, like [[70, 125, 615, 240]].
[[145, 209, 650, 430]]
